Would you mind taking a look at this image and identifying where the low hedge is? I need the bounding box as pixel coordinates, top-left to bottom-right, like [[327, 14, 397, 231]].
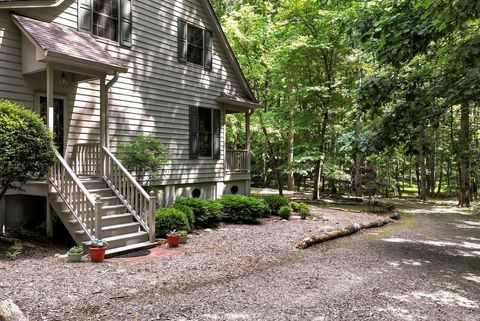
[[264, 195, 289, 215], [279, 205, 292, 220], [173, 197, 222, 228], [155, 208, 190, 238], [172, 203, 195, 226], [219, 195, 270, 223]]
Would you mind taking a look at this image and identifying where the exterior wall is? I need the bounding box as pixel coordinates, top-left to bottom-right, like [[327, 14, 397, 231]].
[[0, 1, 250, 202]]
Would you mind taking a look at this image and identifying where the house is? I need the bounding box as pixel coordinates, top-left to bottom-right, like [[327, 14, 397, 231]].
[[0, 0, 258, 256]]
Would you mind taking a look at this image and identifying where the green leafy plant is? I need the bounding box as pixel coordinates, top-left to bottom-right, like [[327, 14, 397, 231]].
[[86, 238, 108, 248], [172, 203, 195, 226], [289, 201, 301, 212], [155, 208, 190, 238], [118, 134, 169, 181], [167, 230, 180, 237], [279, 205, 292, 220], [264, 195, 289, 215], [298, 203, 310, 219], [5, 249, 21, 260], [179, 230, 188, 237], [0, 99, 55, 202], [219, 194, 269, 223], [173, 197, 222, 228], [68, 246, 83, 254]]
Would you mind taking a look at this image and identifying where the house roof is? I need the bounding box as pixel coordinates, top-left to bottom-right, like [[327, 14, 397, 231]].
[[0, 0, 64, 8], [200, 0, 258, 104], [216, 93, 260, 111], [12, 14, 127, 73]]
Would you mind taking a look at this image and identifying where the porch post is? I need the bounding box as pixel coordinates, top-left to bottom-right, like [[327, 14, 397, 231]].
[[100, 76, 107, 176], [245, 110, 251, 195], [46, 62, 54, 238]]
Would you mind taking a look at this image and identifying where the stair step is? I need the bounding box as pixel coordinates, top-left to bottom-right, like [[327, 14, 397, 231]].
[[88, 188, 114, 197], [101, 231, 150, 249], [73, 222, 141, 238], [67, 213, 134, 226], [102, 204, 127, 215], [100, 195, 120, 206], [105, 241, 157, 258]]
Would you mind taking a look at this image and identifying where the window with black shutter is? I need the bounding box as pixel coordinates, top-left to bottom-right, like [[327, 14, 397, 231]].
[[189, 107, 221, 159], [177, 20, 213, 69], [78, 0, 132, 46]]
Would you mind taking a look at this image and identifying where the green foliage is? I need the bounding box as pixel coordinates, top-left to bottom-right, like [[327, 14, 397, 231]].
[[5, 249, 21, 260], [172, 203, 195, 227], [0, 99, 55, 199], [68, 246, 83, 254], [173, 197, 222, 228], [155, 208, 190, 238], [298, 203, 310, 219], [289, 201, 300, 212], [118, 134, 169, 180], [87, 237, 109, 248], [279, 205, 292, 220], [219, 195, 269, 223], [264, 195, 289, 214]]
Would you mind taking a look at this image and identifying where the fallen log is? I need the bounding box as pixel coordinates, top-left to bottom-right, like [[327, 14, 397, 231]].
[[0, 300, 28, 321], [297, 215, 396, 249]]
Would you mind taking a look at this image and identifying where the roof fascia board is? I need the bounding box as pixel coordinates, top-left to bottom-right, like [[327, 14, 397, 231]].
[[0, 0, 65, 8], [199, 0, 257, 103]]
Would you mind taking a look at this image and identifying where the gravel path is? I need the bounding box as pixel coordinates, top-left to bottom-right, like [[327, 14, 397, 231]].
[[2, 202, 479, 320]]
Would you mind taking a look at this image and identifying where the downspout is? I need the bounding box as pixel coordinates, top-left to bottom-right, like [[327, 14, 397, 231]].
[[104, 72, 120, 149]]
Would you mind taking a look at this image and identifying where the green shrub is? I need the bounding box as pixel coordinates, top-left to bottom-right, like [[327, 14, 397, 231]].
[[264, 195, 289, 215], [219, 195, 270, 223], [172, 203, 195, 226], [279, 205, 292, 220], [289, 201, 300, 212], [0, 99, 55, 201], [298, 203, 310, 219], [173, 197, 222, 228], [155, 208, 190, 237]]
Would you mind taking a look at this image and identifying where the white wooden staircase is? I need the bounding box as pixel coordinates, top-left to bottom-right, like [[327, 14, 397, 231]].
[[47, 144, 156, 258]]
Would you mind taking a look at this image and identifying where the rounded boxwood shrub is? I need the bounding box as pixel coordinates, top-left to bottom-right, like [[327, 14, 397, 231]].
[[298, 203, 310, 219], [219, 195, 270, 223], [289, 201, 300, 212], [279, 205, 292, 220], [172, 203, 195, 226], [0, 99, 55, 200], [264, 195, 289, 215], [173, 197, 222, 228], [155, 208, 190, 238]]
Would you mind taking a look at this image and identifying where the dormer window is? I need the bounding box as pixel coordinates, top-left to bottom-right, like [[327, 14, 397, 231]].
[[177, 20, 213, 70], [78, 0, 132, 47]]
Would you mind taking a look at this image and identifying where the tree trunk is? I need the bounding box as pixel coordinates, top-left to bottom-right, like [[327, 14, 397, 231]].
[[259, 116, 283, 196], [313, 110, 329, 200], [458, 102, 471, 207], [417, 124, 428, 201], [436, 152, 444, 196], [287, 117, 295, 191]]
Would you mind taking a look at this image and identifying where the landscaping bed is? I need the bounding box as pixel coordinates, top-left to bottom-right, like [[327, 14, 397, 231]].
[[0, 205, 392, 321]]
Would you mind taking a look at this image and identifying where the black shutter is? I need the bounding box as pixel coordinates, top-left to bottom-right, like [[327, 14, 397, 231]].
[[178, 20, 187, 62], [78, 0, 92, 33], [204, 30, 213, 70], [212, 109, 221, 159], [189, 106, 198, 159], [120, 0, 132, 47]]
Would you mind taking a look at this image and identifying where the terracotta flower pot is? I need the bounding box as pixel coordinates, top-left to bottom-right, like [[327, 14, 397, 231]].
[[89, 246, 107, 263], [167, 234, 181, 248]]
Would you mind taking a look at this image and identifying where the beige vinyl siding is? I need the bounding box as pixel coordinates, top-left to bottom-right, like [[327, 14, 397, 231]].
[[0, 0, 248, 186]]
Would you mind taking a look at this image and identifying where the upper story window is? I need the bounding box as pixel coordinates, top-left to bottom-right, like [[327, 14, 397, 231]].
[[178, 20, 213, 70], [93, 0, 119, 41], [78, 0, 132, 47]]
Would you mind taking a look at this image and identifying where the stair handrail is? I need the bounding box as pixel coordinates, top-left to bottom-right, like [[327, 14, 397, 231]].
[[101, 147, 156, 242], [48, 150, 102, 241]]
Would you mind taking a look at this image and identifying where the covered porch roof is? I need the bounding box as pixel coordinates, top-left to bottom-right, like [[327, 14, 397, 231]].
[[216, 93, 260, 113], [12, 14, 127, 79]]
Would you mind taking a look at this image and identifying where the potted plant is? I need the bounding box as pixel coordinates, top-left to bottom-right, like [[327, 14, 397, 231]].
[[86, 238, 108, 263], [179, 230, 188, 244], [67, 246, 84, 262], [166, 230, 181, 248]]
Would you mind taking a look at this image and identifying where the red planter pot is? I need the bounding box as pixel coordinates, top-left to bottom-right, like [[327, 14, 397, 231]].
[[167, 234, 181, 248], [89, 246, 107, 263]]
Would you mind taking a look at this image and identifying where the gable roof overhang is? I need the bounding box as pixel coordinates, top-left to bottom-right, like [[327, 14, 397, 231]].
[[0, 0, 65, 8], [12, 14, 127, 77], [216, 94, 260, 113], [200, 0, 258, 104]]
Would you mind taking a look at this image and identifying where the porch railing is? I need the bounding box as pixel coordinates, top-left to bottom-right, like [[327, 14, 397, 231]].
[[226, 149, 249, 173], [101, 147, 156, 243], [48, 150, 101, 241], [71, 143, 101, 176]]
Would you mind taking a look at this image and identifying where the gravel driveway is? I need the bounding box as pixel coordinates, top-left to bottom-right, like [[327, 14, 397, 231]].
[[1, 202, 479, 321]]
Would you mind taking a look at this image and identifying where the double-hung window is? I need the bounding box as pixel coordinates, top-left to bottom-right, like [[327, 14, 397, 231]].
[[189, 107, 220, 159], [78, 0, 132, 46], [178, 20, 213, 70]]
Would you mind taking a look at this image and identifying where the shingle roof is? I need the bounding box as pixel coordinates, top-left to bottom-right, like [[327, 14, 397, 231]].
[[12, 14, 126, 72]]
